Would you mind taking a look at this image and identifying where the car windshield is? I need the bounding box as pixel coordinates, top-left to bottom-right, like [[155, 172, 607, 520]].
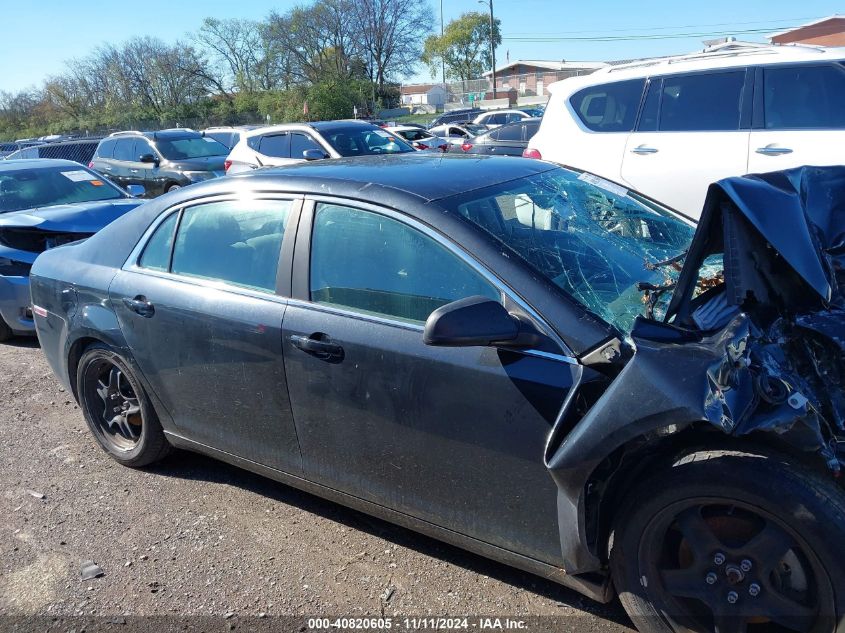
[[0, 165, 124, 214], [155, 136, 228, 160], [444, 169, 695, 333], [322, 127, 415, 157]]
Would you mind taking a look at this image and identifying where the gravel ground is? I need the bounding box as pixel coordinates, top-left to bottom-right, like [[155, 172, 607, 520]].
[[0, 338, 635, 632]]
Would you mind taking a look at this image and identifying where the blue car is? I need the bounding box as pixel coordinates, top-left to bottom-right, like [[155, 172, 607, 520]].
[[0, 159, 144, 340]]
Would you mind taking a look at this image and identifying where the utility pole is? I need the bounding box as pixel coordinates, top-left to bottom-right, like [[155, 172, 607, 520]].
[[478, 0, 497, 98]]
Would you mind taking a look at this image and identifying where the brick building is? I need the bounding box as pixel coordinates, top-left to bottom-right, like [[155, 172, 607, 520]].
[[769, 15, 845, 47]]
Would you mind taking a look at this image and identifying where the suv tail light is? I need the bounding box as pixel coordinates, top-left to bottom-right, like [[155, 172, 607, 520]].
[[461, 143, 473, 152], [438, 143, 449, 152], [87, 161, 95, 169], [224, 160, 232, 172], [522, 148, 542, 159]]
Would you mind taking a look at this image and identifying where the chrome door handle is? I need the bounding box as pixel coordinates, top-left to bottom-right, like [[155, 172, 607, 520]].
[[631, 145, 659, 155], [103, 166, 112, 171], [130, 169, 139, 174], [755, 145, 793, 156]]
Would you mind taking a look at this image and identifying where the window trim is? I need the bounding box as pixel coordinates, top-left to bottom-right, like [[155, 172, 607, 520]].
[[291, 195, 576, 361], [124, 193, 304, 299]]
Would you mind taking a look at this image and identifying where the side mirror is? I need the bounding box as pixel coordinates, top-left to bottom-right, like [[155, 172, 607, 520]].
[[302, 149, 328, 161], [139, 153, 159, 166], [424, 296, 539, 348], [125, 184, 146, 198]]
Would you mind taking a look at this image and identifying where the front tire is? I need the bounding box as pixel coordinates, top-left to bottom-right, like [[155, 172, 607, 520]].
[[0, 317, 13, 342], [76, 343, 171, 467], [610, 450, 845, 633]]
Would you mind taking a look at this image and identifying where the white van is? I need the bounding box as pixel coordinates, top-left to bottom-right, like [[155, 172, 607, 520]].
[[526, 42, 845, 218]]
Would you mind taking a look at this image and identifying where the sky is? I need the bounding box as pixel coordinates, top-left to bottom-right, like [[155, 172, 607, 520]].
[[2, 0, 842, 92]]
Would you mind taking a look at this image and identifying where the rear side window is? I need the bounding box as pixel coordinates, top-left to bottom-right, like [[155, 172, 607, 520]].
[[309, 204, 500, 324], [763, 64, 845, 130], [570, 79, 645, 132], [658, 71, 745, 132], [96, 139, 117, 158], [139, 213, 179, 272], [497, 123, 524, 142], [258, 134, 290, 158], [170, 199, 292, 292], [112, 139, 136, 162]]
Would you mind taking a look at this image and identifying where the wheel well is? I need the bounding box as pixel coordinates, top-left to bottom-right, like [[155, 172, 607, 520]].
[[590, 424, 835, 565], [67, 336, 103, 400]]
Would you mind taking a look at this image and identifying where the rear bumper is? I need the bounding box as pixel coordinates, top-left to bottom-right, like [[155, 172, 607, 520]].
[[0, 275, 34, 335]]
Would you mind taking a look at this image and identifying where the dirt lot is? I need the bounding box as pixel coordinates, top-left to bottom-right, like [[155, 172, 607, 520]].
[[0, 338, 634, 632]]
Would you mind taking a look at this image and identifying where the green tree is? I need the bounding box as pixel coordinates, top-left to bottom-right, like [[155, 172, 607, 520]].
[[421, 12, 501, 82]]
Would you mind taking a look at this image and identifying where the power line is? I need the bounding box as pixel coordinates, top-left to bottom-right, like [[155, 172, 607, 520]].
[[501, 25, 815, 42], [503, 16, 821, 36]]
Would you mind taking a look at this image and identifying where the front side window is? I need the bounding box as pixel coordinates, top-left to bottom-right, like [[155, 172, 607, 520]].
[[169, 199, 292, 292], [258, 134, 291, 158], [309, 203, 500, 324], [658, 71, 745, 132], [763, 64, 845, 130], [570, 79, 645, 132], [290, 133, 322, 157]]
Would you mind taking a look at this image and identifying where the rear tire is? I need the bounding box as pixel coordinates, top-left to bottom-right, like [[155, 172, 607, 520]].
[[0, 317, 13, 342], [76, 343, 171, 467], [610, 450, 845, 633]]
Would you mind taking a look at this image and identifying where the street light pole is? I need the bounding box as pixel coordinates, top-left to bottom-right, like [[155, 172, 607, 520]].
[[478, 0, 497, 99], [440, 0, 445, 85]]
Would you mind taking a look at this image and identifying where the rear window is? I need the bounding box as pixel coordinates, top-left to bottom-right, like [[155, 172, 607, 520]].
[[496, 123, 524, 142], [763, 64, 845, 130], [570, 79, 645, 132], [322, 127, 415, 157]]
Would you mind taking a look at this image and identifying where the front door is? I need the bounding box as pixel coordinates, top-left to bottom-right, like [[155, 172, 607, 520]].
[[282, 201, 578, 564], [747, 63, 845, 175], [110, 197, 303, 473]]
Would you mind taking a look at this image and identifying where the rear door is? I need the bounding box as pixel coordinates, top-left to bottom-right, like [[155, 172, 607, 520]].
[[621, 70, 751, 217], [748, 62, 845, 174], [109, 195, 303, 473], [281, 199, 579, 564], [252, 133, 299, 167], [108, 138, 136, 188]]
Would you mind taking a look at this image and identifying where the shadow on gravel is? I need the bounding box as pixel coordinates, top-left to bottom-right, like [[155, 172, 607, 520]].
[[152, 450, 634, 629], [3, 337, 40, 349]]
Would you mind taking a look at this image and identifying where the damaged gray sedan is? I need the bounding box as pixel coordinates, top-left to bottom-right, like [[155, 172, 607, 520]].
[[30, 154, 845, 632]]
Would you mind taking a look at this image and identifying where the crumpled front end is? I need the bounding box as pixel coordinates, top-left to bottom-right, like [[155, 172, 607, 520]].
[[662, 165, 845, 474]]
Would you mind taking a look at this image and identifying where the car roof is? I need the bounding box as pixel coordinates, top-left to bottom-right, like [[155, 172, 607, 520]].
[[244, 120, 379, 139], [386, 126, 432, 133], [549, 43, 845, 95], [226, 153, 557, 203], [0, 158, 85, 171]]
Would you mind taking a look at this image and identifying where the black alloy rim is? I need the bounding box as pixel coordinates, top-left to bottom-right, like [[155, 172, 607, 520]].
[[639, 498, 834, 633], [83, 358, 143, 451]]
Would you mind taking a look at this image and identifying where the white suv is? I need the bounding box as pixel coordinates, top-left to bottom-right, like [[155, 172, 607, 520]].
[[526, 43, 845, 217], [225, 121, 415, 174]]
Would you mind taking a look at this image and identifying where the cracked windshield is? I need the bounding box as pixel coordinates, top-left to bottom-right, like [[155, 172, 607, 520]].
[[450, 170, 695, 332]]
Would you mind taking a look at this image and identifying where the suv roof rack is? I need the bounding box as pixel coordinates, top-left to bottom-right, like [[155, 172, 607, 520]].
[[607, 41, 828, 73], [108, 130, 144, 137]]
